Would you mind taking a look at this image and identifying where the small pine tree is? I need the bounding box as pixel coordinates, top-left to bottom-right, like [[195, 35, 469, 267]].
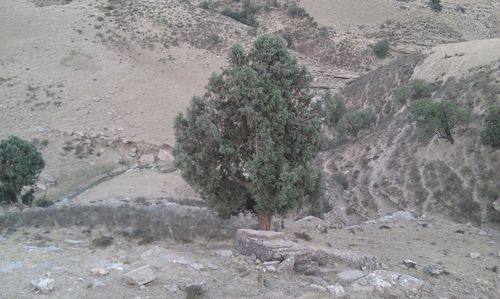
[[174, 35, 324, 230], [410, 99, 468, 144], [337, 109, 376, 140], [480, 105, 500, 147], [0, 136, 45, 205]]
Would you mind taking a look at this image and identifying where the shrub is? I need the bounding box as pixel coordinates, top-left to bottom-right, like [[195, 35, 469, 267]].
[[393, 79, 433, 106], [410, 99, 468, 144], [174, 35, 324, 230], [0, 136, 45, 205], [373, 39, 390, 58], [480, 105, 500, 147], [324, 91, 346, 127], [287, 3, 308, 18], [337, 109, 376, 140], [430, 0, 442, 12]]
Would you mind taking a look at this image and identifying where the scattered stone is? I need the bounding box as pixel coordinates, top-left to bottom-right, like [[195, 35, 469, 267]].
[[90, 266, 109, 276], [402, 259, 417, 269], [493, 199, 500, 213], [31, 277, 55, 294], [327, 283, 347, 298], [91, 236, 113, 248], [467, 252, 480, 259], [478, 230, 488, 236], [353, 270, 424, 293], [188, 262, 205, 271], [310, 284, 327, 292], [156, 160, 176, 173], [122, 265, 156, 286], [422, 265, 444, 277], [277, 256, 295, 273], [138, 154, 155, 166], [337, 269, 366, 282], [165, 284, 179, 293], [317, 225, 328, 234]]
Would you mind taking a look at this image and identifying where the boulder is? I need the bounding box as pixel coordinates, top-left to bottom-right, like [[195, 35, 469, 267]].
[[277, 256, 295, 273], [122, 265, 156, 286], [90, 266, 109, 276], [467, 252, 480, 259], [337, 269, 366, 282], [233, 230, 376, 275], [353, 270, 424, 294], [138, 154, 155, 166], [493, 199, 500, 213], [31, 277, 55, 293], [156, 149, 173, 162], [327, 283, 347, 298]]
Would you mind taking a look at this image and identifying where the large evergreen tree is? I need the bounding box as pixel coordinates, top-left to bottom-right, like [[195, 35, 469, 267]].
[[174, 34, 324, 230], [0, 135, 45, 205]]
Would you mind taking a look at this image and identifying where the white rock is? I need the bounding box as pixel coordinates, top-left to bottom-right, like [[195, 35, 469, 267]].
[[31, 278, 55, 293], [493, 199, 500, 212], [327, 283, 347, 298], [309, 284, 327, 292], [354, 270, 424, 293], [468, 252, 480, 259], [156, 149, 173, 162], [122, 265, 156, 286], [90, 266, 109, 276], [214, 250, 233, 258]]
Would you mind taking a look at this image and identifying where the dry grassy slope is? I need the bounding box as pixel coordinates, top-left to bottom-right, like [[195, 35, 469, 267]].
[[326, 39, 500, 224]]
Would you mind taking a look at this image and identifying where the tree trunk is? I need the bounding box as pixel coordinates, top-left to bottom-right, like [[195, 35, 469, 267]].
[[257, 211, 273, 231]]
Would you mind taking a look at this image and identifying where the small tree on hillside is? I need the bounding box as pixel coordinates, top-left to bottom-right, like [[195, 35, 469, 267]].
[[373, 39, 390, 59], [174, 34, 325, 230], [480, 105, 500, 147], [0, 136, 45, 205], [337, 109, 376, 141], [324, 91, 346, 128], [410, 98, 468, 144]]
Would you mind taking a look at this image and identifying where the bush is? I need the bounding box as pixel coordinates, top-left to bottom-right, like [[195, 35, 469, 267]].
[[222, 0, 259, 27], [373, 39, 390, 58], [393, 79, 433, 106], [324, 91, 346, 128], [174, 35, 324, 230], [480, 105, 500, 147], [287, 3, 308, 18], [337, 109, 376, 140], [430, 0, 442, 12], [0, 136, 45, 205], [410, 99, 468, 144]]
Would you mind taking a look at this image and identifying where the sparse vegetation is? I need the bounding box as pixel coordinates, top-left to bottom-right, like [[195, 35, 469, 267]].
[[222, 0, 259, 27], [337, 109, 376, 140], [174, 35, 324, 230], [430, 0, 443, 12], [373, 39, 390, 58], [393, 79, 433, 106], [0, 136, 45, 205], [286, 3, 308, 18], [410, 99, 468, 144], [324, 91, 346, 128], [185, 284, 205, 299], [480, 105, 500, 147]]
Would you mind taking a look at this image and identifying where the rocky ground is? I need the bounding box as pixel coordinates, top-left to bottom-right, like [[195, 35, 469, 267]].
[[1, 211, 500, 298]]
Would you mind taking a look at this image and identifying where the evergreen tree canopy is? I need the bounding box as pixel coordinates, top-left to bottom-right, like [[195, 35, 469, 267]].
[[174, 34, 324, 229], [0, 135, 45, 204]]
